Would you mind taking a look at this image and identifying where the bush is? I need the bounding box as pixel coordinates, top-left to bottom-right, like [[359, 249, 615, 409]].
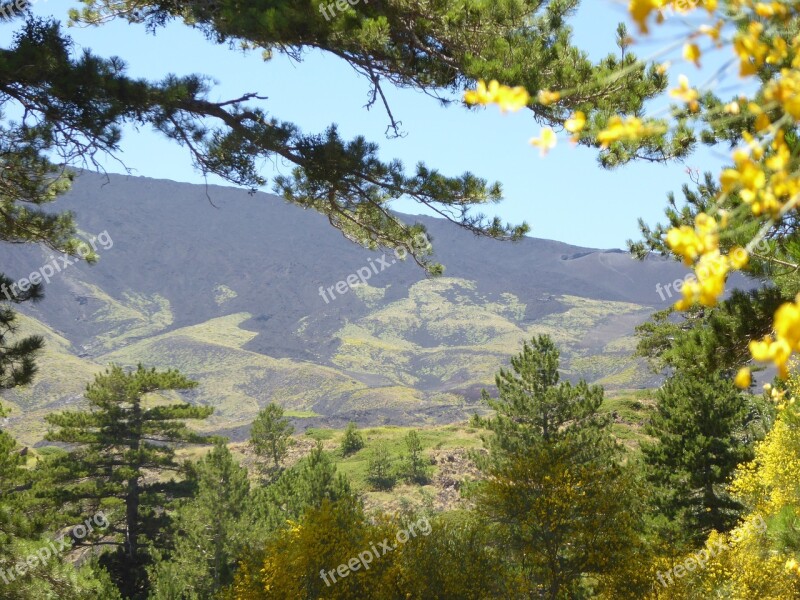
[[340, 421, 365, 456]]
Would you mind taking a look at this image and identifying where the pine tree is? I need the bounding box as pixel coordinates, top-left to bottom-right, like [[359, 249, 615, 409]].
[[249, 403, 294, 474], [0, 405, 124, 599], [42, 365, 212, 598], [0, 403, 30, 547], [149, 440, 250, 600], [340, 421, 365, 456], [0, 277, 44, 390], [642, 372, 756, 544], [477, 335, 644, 599], [401, 430, 430, 485], [367, 442, 395, 490], [248, 441, 353, 539]]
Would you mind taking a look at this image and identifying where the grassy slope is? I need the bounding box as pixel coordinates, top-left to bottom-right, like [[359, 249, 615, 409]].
[[333, 280, 652, 392], [96, 313, 371, 432], [221, 390, 655, 514], [3, 277, 657, 446]]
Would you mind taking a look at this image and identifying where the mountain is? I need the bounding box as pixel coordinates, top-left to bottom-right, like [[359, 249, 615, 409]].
[[0, 171, 691, 445]]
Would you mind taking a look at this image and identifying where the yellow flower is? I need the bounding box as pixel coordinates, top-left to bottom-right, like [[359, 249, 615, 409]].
[[596, 116, 661, 148], [756, 2, 789, 18], [496, 86, 530, 112], [729, 246, 749, 269], [670, 74, 700, 112], [750, 337, 774, 362], [720, 148, 768, 213], [774, 302, 800, 348], [683, 42, 702, 67], [735, 367, 752, 389], [765, 69, 800, 120], [767, 35, 788, 65], [699, 21, 723, 45], [629, 0, 663, 34], [724, 101, 741, 114], [749, 298, 800, 378], [564, 111, 586, 140], [733, 22, 768, 77], [754, 112, 771, 132], [464, 80, 491, 106], [530, 128, 557, 156], [537, 90, 561, 105], [666, 213, 718, 266], [465, 80, 530, 112]]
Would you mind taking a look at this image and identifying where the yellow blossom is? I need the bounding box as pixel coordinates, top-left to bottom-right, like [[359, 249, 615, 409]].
[[629, 0, 662, 34], [683, 42, 702, 67], [724, 101, 740, 114], [764, 69, 800, 120], [537, 90, 561, 105], [666, 212, 719, 266], [564, 111, 586, 140], [530, 128, 557, 156], [670, 74, 700, 111], [465, 80, 530, 112], [749, 298, 800, 377], [596, 116, 660, 148], [735, 367, 752, 389], [730, 246, 749, 269], [733, 22, 768, 77], [699, 21, 723, 45]]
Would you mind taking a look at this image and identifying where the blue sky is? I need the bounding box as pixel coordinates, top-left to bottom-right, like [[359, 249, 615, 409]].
[[9, 1, 728, 249]]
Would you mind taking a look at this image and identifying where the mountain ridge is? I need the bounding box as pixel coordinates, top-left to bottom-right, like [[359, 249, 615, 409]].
[[0, 171, 690, 445]]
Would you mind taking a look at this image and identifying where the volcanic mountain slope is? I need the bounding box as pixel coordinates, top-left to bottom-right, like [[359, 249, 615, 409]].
[[0, 171, 692, 445]]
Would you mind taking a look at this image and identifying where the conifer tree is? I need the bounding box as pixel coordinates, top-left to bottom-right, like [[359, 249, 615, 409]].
[[642, 372, 756, 544], [0, 405, 125, 599], [401, 430, 430, 485], [249, 403, 294, 474], [477, 335, 644, 598], [250, 441, 353, 534], [0, 403, 30, 546], [148, 440, 250, 600], [42, 365, 212, 598], [0, 277, 44, 390], [367, 442, 396, 490]]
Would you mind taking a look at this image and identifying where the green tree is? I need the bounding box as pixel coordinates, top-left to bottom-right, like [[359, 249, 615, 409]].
[[43, 365, 212, 599], [148, 440, 251, 600], [0, 403, 32, 557], [0, 405, 124, 600], [250, 441, 353, 535], [366, 442, 395, 491], [389, 511, 512, 599], [340, 421, 365, 456], [476, 335, 644, 599], [0, 276, 44, 390], [249, 403, 294, 474], [642, 372, 757, 544], [401, 430, 430, 485]]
